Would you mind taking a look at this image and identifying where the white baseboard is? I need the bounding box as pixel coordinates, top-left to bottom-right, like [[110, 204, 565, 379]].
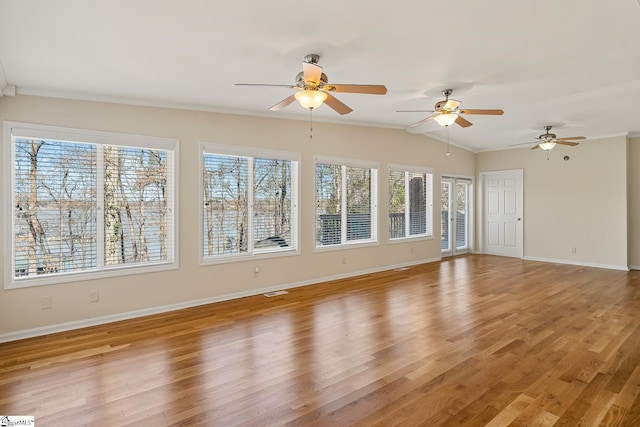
[[523, 256, 629, 271], [0, 257, 440, 344], [630, 265, 640, 271]]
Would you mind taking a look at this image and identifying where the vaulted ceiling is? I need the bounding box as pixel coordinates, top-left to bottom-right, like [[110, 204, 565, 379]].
[[1, 0, 639, 152]]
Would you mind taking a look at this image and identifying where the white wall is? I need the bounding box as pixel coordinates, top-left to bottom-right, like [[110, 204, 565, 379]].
[[0, 95, 475, 338], [476, 136, 628, 270]]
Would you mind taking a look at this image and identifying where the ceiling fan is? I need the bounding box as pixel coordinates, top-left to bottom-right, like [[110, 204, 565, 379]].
[[235, 54, 387, 115], [397, 88, 504, 128], [529, 125, 586, 150]]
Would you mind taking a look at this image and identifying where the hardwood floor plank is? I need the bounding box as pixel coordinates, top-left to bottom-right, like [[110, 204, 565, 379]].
[[610, 364, 640, 409], [484, 393, 534, 426], [600, 403, 628, 427], [1, 255, 639, 426]]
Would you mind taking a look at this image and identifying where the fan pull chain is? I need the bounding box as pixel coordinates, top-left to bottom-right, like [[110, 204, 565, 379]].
[[309, 108, 313, 139], [446, 126, 451, 156]]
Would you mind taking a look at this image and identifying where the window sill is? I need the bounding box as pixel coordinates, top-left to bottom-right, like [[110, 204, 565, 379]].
[[313, 240, 379, 253], [200, 248, 300, 266], [5, 261, 179, 289], [387, 235, 434, 244]]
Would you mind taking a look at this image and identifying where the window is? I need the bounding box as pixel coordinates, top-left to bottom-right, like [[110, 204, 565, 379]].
[[201, 143, 299, 262], [4, 122, 178, 288], [315, 156, 378, 248], [389, 164, 433, 240]]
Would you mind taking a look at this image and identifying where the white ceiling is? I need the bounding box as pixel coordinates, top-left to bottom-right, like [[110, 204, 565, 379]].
[[1, 0, 639, 152]]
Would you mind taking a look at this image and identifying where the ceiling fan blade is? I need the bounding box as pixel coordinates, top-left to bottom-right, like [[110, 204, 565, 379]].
[[303, 62, 323, 86], [558, 136, 586, 141], [268, 95, 297, 111], [531, 145, 541, 150], [459, 109, 504, 115], [509, 141, 537, 147], [323, 84, 388, 95], [444, 99, 461, 110], [396, 109, 435, 113], [324, 93, 353, 115], [235, 83, 295, 88], [408, 115, 436, 128], [455, 115, 473, 128], [556, 140, 580, 146]]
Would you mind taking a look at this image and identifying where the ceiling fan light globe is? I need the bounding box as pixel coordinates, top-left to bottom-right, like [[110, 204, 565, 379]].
[[539, 141, 556, 150], [434, 113, 458, 127], [295, 90, 327, 109]]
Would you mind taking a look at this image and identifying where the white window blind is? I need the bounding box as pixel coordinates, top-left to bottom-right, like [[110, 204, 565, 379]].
[[201, 143, 299, 261], [14, 138, 98, 276], [103, 146, 172, 265], [389, 164, 433, 240], [5, 122, 178, 288], [315, 156, 378, 248], [202, 153, 250, 256]]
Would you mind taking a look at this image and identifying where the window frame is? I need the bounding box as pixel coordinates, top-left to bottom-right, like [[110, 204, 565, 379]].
[[3, 121, 179, 289], [388, 163, 434, 243], [199, 142, 300, 265], [314, 155, 379, 251]]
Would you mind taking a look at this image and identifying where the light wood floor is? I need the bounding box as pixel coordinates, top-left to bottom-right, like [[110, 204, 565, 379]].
[[2, 255, 640, 426]]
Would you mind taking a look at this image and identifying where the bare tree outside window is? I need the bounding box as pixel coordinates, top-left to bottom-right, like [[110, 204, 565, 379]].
[[315, 160, 377, 247], [11, 131, 174, 283], [254, 158, 292, 248], [104, 146, 168, 265], [202, 150, 297, 258], [389, 167, 433, 240], [14, 139, 97, 276]]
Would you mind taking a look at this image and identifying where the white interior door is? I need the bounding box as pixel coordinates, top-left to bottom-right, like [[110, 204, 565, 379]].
[[481, 169, 523, 258]]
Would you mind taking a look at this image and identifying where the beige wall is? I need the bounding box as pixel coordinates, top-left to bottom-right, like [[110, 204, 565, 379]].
[[0, 95, 475, 337], [476, 136, 628, 269], [629, 137, 640, 268]]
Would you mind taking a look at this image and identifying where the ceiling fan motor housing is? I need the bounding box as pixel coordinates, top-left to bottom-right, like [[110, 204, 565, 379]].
[[295, 71, 328, 88]]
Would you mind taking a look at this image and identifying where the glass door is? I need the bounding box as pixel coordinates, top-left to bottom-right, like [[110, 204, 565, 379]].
[[441, 180, 453, 255], [441, 177, 472, 257]]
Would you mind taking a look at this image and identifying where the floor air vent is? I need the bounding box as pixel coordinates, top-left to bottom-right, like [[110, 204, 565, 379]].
[[264, 290, 289, 297]]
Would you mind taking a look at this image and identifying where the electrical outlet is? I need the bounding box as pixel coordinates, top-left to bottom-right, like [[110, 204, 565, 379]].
[[41, 296, 52, 310], [571, 247, 577, 254], [89, 290, 99, 303], [254, 266, 260, 275], [342, 257, 347, 265]]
